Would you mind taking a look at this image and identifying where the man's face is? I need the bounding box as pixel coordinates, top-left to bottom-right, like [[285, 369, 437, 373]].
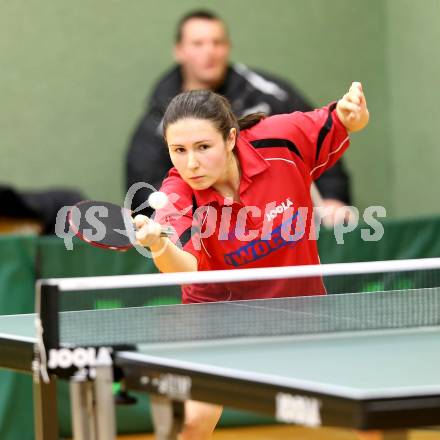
[[174, 18, 230, 87]]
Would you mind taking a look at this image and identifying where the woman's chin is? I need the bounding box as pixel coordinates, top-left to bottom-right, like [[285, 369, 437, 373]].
[[187, 179, 211, 190]]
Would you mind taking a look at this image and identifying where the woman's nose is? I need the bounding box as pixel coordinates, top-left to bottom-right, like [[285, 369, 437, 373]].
[[187, 152, 199, 169]]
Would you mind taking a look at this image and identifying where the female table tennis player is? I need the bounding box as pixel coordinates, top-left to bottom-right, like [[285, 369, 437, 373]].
[[133, 83, 369, 440]]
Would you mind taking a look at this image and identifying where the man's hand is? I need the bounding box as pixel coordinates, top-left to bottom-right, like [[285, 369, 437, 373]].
[[320, 199, 358, 227], [336, 82, 369, 132]]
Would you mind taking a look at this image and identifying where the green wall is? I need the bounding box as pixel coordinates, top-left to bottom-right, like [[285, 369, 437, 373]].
[[386, 0, 440, 217], [0, 0, 438, 218]]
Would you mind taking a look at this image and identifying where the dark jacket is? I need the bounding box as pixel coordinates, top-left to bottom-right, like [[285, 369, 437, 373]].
[[0, 185, 84, 234], [126, 64, 351, 214]]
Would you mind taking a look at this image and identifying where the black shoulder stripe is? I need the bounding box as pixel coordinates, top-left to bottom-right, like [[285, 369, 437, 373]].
[[250, 138, 303, 160], [316, 104, 336, 161]]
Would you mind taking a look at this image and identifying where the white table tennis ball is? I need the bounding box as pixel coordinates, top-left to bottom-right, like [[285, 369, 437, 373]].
[[148, 191, 168, 210]]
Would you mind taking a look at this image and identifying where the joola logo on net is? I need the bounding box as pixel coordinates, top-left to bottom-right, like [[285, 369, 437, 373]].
[[266, 198, 294, 221], [48, 347, 113, 370]]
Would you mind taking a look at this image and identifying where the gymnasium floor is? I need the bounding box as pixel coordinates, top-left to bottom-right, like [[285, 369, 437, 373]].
[[115, 425, 440, 440]]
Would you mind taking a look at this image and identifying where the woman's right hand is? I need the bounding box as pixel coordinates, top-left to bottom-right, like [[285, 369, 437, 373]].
[[133, 215, 163, 248]]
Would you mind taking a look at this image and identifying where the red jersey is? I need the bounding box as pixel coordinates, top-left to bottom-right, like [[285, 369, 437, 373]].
[[156, 103, 350, 303]]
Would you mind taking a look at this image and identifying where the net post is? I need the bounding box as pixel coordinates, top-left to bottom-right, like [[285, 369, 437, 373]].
[[33, 281, 60, 440], [40, 283, 60, 351]]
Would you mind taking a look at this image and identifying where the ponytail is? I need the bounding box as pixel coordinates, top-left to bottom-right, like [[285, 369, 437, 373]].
[[238, 112, 267, 130]]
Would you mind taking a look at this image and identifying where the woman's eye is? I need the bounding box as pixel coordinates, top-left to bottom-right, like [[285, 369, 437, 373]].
[[199, 144, 210, 150], [175, 148, 185, 153]]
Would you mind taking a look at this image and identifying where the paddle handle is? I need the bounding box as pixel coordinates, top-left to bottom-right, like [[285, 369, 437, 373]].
[[159, 225, 176, 237]]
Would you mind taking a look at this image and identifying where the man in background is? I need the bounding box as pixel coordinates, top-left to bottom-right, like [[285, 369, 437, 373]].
[[126, 10, 351, 222]]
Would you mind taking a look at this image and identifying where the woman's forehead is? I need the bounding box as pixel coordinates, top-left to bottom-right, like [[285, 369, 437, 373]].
[[166, 118, 221, 145]]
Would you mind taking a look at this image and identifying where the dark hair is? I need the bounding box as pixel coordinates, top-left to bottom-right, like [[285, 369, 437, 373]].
[[163, 90, 266, 140], [175, 9, 226, 43]]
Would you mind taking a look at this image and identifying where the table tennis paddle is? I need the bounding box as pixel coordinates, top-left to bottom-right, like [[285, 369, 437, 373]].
[[68, 200, 175, 251]]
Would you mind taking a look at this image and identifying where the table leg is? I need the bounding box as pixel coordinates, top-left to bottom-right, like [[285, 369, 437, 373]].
[[33, 374, 59, 440], [70, 378, 96, 440], [356, 430, 408, 440], [150, 395, 184, 440], [94, 364, 117, 440], [70, 365, 117, 440]]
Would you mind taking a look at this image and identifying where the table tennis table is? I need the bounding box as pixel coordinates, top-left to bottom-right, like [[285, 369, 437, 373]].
[[1, 259, 440, 440], [1, 284, 440, 440]]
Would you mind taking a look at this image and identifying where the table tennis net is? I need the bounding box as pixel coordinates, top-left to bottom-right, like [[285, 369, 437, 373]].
[[42, 260, 440, 348]]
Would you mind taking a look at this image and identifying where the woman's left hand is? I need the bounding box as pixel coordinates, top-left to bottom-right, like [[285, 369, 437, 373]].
[[336, 82, 369, 132]]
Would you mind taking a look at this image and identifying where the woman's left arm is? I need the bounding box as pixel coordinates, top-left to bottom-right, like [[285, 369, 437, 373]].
[[336, 82, 370, 133]]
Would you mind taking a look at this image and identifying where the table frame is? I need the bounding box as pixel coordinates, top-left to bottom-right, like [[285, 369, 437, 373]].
[[3, 325, 440, 440]]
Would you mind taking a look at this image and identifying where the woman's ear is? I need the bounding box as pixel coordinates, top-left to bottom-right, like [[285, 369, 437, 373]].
[[226, 128, 237, 152]]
